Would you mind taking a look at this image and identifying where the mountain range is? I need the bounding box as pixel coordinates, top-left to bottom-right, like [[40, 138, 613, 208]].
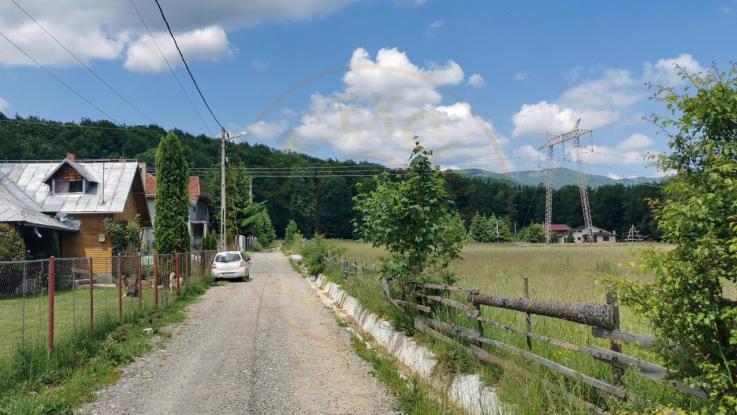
[[455, 167, 660, 189]]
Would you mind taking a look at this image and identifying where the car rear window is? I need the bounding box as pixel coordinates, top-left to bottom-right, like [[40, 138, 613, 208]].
[[215, 253, 241, 262]]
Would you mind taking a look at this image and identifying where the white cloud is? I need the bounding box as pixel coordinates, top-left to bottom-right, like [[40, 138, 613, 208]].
[[467, 73, 485, 88], [606, 173, 622, 180], [124, 26, 233, 72], [511, 101, 618, 137], [248, 120, 288, 139], [0, 0, 355, 68], [513, 71, 528, 81], [643, 53, 705, 86], [618, 133, 652, 150], [0, 97, 7, 112], [286, 48, 511, 170], [425, 19, 444, 36], [512, 54, 703, 139]]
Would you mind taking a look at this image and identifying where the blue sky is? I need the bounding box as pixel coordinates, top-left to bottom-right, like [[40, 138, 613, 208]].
[[1, 0, 736, 178]]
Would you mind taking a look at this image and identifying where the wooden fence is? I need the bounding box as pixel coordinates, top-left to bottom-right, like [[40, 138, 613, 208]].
[[322, 255, 708, 413]]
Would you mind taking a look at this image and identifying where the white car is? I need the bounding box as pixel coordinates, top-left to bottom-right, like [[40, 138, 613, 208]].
[[211, 251, 251, 281]]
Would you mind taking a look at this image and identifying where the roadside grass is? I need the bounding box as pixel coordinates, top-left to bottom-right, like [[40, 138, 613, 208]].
[[349, 333, 466, 415], [328, 240, 718, 413], [0, 278, 212, 414]]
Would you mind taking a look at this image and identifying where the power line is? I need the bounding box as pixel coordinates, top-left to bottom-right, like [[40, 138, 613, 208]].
[[127, 0, 213, 135], [0, 31, 117, 121], [152, 0, 225, 131], [9, 0, 155, 125]]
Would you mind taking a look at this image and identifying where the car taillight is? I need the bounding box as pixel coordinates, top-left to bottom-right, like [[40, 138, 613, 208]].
[[211, 263, 217, 269], [239, 261, 245, 268]]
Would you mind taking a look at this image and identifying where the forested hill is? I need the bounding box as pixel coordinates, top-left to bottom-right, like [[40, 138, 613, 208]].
[[0, 114, 661, 239]]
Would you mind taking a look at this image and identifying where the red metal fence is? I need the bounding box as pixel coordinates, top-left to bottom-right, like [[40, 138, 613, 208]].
[[0, 251, 217, 373]]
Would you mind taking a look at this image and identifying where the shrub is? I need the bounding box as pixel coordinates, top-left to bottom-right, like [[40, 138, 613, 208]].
[[103, 215, 141, 255], [519, 223, 546, 243], [300, 234, 329, 276], [284, 219, 303, 247], [618, 64, 737, 412], [470, 213, 511, 243], [200, 232, 217, 251], [0, 223, 25, 261]]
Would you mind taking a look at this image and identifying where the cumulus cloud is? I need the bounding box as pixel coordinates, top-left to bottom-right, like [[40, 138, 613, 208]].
[[643, 53, 705, 86], [512, 55, 702, 138], [618, 133, 652, 150], [247, 120, 288, 139], [124, 26, 233, 72], [467, 73, 485, 88], [285, 48, 511, 170], [0, 0, 355, 69], [0, 97, 7, 112]]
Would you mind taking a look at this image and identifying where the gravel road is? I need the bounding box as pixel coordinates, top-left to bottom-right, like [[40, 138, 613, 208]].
[[79, 251, 397, 415]]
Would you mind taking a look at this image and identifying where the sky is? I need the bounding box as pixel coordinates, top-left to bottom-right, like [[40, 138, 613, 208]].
[[1, 0, 736, 178]]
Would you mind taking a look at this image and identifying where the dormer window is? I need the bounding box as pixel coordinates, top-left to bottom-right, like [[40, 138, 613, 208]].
[[44, 158, 97, 195]]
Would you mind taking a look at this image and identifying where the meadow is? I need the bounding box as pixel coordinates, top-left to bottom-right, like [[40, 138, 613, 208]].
[[327, 240, 736, 413]]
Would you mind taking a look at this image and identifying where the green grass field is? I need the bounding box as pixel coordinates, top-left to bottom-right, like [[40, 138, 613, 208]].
[[328, 240, 736, 413], [0, 283, 178, 373]]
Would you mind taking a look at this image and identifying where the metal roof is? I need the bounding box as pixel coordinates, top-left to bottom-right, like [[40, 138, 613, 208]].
[[41, 159, 98, 184], [0, 172, 75, 231], [0, 161, 140, 214]]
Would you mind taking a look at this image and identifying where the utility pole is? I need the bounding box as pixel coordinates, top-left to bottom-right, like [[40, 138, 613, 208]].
[[220, 128, 228, 251], [539, 119, 594, 243], [249, 177, 253, 203]]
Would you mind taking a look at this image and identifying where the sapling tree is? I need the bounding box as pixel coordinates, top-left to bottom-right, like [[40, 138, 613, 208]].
[[354, 141, 466, 294]]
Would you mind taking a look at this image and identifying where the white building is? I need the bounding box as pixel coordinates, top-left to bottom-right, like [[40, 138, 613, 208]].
[[571, 226, 616, 243]]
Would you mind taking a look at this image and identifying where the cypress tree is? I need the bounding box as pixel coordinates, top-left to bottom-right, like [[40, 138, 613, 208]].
[[154, 132, 190, 253]]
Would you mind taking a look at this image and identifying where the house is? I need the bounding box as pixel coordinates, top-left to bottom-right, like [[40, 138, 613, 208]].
[[547, 224, 570, 243], [571, 226, 616, 243], [143, 174, 212, 251], [0, 154, 151, 272]]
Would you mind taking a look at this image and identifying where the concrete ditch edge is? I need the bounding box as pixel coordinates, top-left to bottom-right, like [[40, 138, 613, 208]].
[[305, 272, 504, 415]]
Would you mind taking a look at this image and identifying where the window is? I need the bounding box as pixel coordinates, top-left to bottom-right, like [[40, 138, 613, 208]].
[[215, 253, 242, 263], [603, 236, 610, 242], [577, 237, 581, 241], [68, 180, 83, 193]]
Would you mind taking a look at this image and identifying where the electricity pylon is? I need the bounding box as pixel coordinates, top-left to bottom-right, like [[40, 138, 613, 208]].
[[625, 224, 643, 242], [539, 119, 594, 243]]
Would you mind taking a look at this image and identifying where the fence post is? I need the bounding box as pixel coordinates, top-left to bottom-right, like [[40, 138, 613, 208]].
[[474, 299, 485, 348], [88, 256, 94, 333], [117, 255, 123, 320], [175, 252, 181, 296], [137, 253, 142, 310], [48, 256, 55, 353], [154, 254, 159, 308], [524, 277, 532, 351], [607, 292, 624, 385]]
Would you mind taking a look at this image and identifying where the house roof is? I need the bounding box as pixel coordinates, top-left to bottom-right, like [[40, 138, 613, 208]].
[[0, 172, 76, 231], [146, 174, 208, 203], [41, 159, 97, 184], [0, 160, 142, 214], [572, 225, 615, 236], [548, 224, 569, 232], [145, 173, 156, 197], [188, 176, 208, 203]]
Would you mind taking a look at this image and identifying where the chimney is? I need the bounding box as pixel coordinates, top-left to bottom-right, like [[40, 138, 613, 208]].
[[66, 152, 76, 160]]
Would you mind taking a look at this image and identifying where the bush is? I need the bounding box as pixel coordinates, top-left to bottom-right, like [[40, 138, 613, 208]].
[[0, 224, 25, 261], [284, 219, 303, 247], [300, 234, 330, 276], [618, 64, 737, 412], [200, 232, 217, 251], [518, 223, 546, 243], [469, 213, 511, 243]]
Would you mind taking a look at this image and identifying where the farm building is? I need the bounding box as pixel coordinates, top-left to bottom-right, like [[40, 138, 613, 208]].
[[142, 173, 212, 251], [547, 224, 570, 243], [0, 154, 151, 272], [571, 226, 616, 243]]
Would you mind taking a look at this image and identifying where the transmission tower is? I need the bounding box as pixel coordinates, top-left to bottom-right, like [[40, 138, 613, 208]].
[[625, 224, 643, 242], [539, 119, 594, 243]]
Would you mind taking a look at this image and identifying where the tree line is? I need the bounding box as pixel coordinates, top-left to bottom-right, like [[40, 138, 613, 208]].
[[0, 113, 661, 240]]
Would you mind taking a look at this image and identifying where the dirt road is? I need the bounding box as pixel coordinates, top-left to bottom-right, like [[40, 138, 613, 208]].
[[79, 251, 396, 415]]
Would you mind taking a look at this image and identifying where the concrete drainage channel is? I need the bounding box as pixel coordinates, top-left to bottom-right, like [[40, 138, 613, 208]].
[[293, 259, 504, 415]]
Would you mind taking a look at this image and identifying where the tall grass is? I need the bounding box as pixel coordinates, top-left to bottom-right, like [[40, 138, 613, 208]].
[[329, 240, 721, 413]]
